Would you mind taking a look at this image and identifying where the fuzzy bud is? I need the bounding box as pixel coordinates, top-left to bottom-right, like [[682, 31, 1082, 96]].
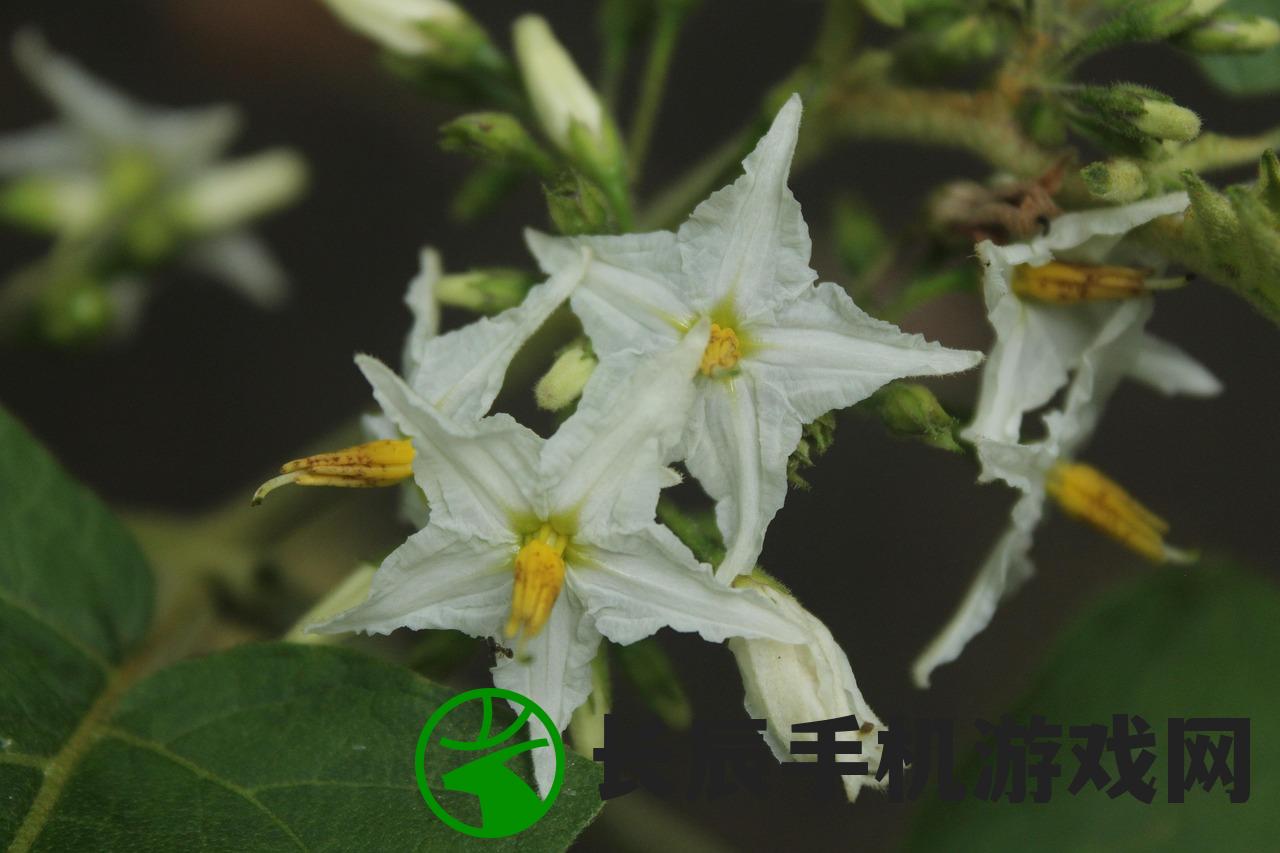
[[320, 0, 473, 57], [1179, 13, 1280, 53], [535, 339, 597, 411], [433, 268, 537, 315], [439, 112, 555, 176], [1081, 158, 1148, 203], [862, 382, 961, 452], [1133, 99, 1202, 141]]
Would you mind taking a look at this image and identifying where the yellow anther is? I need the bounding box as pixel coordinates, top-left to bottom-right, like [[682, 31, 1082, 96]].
[[1047, 462, 1195, 564], [1012, 261, 1187, 304], [505, 524, 568, 642], [251, 438, 415, 505], [700, 322, 742, 376]]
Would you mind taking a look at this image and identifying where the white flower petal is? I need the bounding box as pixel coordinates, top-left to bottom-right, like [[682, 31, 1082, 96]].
[[14, 31, 142, 146], [141, 105, 242, 173], [357, 354, 543, 540], [406, 250, 587, 421], [400, 247, 442, 378], [567, 526, 806, 646], [912, 492, 1043, 688], [682, 373, 794, 584], [677, 94, 815, 321], [729, 586, 884, 802], [1128, 332, 1222, 398], [527, 228, 690, 359], [311, 524, 513, 637], [748, 281, 982, 423], [542, 321, 709, 537], [491, 591, 601, 797], [183, 231, 289, 308], [0, 124, 87, 174], [1037, 192, 1190, 259]]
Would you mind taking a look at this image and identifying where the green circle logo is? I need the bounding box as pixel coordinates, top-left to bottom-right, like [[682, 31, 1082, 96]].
[[415, 687, 564, 838]]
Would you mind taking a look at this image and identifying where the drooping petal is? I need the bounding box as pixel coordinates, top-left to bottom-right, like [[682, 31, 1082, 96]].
[[357, 355, 543, 540], [677, 94, 815, 320], [491, 591, 601, 797], [406, 249, 587, 422], [748, 280, 983, 424], [542, 320, 709, 537], [310, 524, 514, 637], [567, 526, 806, 646], [182, 231, 289, 308], [912, 492, 1043, 688], [1039, 192, 1190, 262], [681, 373, 795, 584], [400, 247, 442, 378], [526, 228, 691, 359], [1128, 332, 1222, 398], [729, 586, 885, 802]]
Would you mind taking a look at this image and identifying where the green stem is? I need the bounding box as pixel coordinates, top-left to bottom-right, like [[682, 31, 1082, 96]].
[[626, 1, 690, 184]]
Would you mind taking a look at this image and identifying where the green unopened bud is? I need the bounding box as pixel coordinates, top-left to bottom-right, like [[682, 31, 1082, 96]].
[[1179, 13, 1280, 53], [568, 652, 611, 757], [434, 267, 537, 314], [0, 174, 102, 235], [1258, 150, 1280, 215], [439, 112, 555, 176], [320, 0, 475, 57], [513, 14, 626, 200], [285, 564, 376, 645], [174, 149, 307, 235], [1182, 170, 1244, 271], [535, 338, 597, 410], [862, 382, 960, 452], [543, 170, 614, 235], [1133, 99, 1201, 142], [616, 638, 692, 731], [1081, 158, 1148, 203], [1230, 187, 1280, 278]]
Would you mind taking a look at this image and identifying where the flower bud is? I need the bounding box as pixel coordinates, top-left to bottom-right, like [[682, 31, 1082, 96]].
[[173, 149, 307, 235], [543, 169, 615, 235], [862, 382, 960, 452], [1133, 99, 1202, 142], [320, 0, 472, 57], [513, 15, 625, 192], [1258, 150, 1280, 216], [1179, 13, 1280, 53], [729, 577, 886, 803], [1081, 158, 1148, 203], [535, 338, 597, 411], [434, 267, 538, 314], [439, 112, 555, 176]]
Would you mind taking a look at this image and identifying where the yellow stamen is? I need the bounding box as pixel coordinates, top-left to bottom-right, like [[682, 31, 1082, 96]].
[[1046, 462, 1195, 564], [1012, 261, 1187, 303], [251, 438, 415, 505], [505, 524, 568, 642], [700, 322, 742, 376]]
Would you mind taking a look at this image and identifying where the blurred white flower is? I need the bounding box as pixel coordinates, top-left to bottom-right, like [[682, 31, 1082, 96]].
[[320, 0, 469, 56], [913, 194, 1221, 687]]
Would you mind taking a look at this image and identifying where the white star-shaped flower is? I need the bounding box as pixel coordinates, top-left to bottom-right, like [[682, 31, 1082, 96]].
[[0, 33, 305, 310], [525, 94, 983, 582], [913, 194, 1221, 687], [315, 320, 806, 794]]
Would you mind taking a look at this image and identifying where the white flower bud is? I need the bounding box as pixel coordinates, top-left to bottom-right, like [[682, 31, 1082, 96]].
[[512, 15, 607, 154], [320, 0, 468, 56], [728, 582, 887, 802], [535, 340, 597, 411]]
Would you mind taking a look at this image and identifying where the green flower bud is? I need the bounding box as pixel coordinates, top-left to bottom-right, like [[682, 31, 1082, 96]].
[[0, 174, 102, 235], [439, 112, 555, 176], [1133, 99, 1201, 142], [1180, 13, 1280, 53], [434, 267, 538, 314], [1081, 158, 1148, 203], [535, 338, 597, 410], [1072, 85, 1201, 143], [543, 170, 614, 235], [1258, 150, 1280, 216], [862, 382, 960, 452], [173, 149, 307, 235]]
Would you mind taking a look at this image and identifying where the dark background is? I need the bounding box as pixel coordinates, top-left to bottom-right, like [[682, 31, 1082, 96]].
[[1, 1, 1276, 850]]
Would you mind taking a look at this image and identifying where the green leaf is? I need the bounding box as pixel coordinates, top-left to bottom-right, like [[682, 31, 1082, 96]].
[[0, 407, 602, 850], [909, 562, 1280, 851], [862, 0, 906, 28], [1197, 1, 1280, 95]]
